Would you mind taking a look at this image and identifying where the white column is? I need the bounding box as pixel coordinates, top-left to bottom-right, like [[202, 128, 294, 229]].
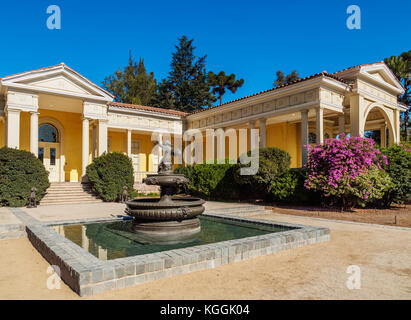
[[338, 114, 345, 135], [350, 94, 364, 137], [92, 125, 97, 160], [82, 118, 90, 179], [393, 109, 400, 144], [127, 129, 132, 156], [380, 124, 387, 148], [30, 112, 39, 157], [6, 109, 21, 149], [259, 118, 266, 148], [301, 110, 309, 166], [98, 120, 108, 156], [248, 121, 256, 151], [316, 108, 324, 144]]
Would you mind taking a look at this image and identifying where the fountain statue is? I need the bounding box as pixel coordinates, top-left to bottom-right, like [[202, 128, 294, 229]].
[[125, 139, 205, 238]]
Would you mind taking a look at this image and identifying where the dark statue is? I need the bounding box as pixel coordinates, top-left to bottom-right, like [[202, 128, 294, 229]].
[[27, 187, 37, 208], [121, 186, 128, 203]]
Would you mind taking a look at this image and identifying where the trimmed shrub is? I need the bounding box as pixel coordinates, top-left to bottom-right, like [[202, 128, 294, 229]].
[[189, 160, 240, 200], [270, 168, 318, 204], [304, 135, 391, 209], [86, 152, 135, 202], [0, 147, 50, 207], [379, 144, 411, 206], [234, 147, 291, 198]]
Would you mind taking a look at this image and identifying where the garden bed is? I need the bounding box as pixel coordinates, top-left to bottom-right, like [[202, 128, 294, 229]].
[[266, 203, 411, 228]]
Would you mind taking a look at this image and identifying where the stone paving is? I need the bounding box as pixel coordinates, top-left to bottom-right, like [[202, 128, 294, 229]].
[[0, 202, 330, 297]]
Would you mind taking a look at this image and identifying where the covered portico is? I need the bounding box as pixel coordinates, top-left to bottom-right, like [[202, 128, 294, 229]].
[[186, 62, 406, 167], [0, 64, 113, 182]]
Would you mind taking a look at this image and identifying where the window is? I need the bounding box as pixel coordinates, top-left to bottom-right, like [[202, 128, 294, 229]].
[[131, 140, 141, 155], [50, 148, 56, 166], [39, 123, 59, 142], [38, 148, 44, 163]]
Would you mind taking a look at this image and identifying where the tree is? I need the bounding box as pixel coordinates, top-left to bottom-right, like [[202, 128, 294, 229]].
[[102, 52, 157, 106], [208, 71, 244, 105], [273, 70, 300, 87], [273, 70, 286, 87], [385, 50, 411, 140], [155, 36, 216, 113]]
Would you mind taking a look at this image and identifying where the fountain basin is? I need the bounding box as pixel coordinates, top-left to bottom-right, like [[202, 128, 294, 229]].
[[125, 197, 205, 221], [143, 173, 188, 188]]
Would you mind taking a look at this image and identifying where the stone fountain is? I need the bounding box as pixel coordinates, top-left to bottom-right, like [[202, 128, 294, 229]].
[[125, 140, 205, 239]]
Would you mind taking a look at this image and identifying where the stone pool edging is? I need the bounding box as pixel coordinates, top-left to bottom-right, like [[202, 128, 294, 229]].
[[0, 223, 27, 240], [23, 210, 330, 297]]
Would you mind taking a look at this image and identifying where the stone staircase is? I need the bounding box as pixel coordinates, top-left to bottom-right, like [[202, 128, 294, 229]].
[[40, 182, 102, 206]]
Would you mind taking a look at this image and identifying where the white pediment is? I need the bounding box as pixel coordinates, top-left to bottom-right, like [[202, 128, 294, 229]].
[[360, 63, 405, 94], [26, 75, 91, 95], [0, 63, 114, 102]]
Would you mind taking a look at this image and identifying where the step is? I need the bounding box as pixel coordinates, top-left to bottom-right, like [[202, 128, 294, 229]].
[[40, 198, 102, 205], [44, 191, 95, 196], [40, 183, 101, 205], [47, 186, 92, 191], [43, 193, 95, 200]]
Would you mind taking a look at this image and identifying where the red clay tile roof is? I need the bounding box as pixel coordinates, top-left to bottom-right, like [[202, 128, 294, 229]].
[[332, 61, 384, 75], [108, 101, 188, 117], [0, 63, 63, 80], [190, 71, 349, 115]]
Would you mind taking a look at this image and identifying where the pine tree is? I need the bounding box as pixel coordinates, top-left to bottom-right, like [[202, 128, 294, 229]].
[[273, 70, 300, 87], [208, 71, 244, 105], [102, 52, 157, 106], [155, 36, 216, 113], [385, 50, 411, 140], [285, 70, 300, 84]]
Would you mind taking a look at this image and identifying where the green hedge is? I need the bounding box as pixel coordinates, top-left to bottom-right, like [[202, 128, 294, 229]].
[[0, 147, 50, 207], [86, 152, 135, 202], [234, 147, 291, 199], [175, 160, 240, 200], [270, 168, 320, 204], [191, 160, 240, 200], [379, 144, 411, 206]]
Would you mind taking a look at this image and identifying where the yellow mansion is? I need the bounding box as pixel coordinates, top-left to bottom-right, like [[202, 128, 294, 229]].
[[0, 61, 406, 183]]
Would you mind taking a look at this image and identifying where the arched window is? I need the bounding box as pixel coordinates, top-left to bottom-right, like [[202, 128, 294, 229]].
[[39, 123, 59, 142]]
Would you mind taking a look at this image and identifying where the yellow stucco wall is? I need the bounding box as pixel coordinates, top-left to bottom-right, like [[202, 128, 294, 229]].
[[199, 125, 301, 167], [266, 123, 300, 168], [108, 131, 156, 172]]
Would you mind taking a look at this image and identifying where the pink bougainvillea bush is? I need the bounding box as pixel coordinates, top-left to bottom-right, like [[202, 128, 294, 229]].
[[304, 134, 393, 209]]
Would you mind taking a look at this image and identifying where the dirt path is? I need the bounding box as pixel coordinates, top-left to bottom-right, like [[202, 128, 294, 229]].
[[0, 212, 410, 300]]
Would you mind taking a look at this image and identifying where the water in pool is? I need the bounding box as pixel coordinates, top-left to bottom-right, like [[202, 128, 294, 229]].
[[53, 216, 293, 260]]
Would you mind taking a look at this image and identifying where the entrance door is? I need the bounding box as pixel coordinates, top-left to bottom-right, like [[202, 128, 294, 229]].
[[39, 142, 60, 182]]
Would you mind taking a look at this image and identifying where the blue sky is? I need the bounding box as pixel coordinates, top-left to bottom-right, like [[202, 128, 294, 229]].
[[0, 0, 410, 105]]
